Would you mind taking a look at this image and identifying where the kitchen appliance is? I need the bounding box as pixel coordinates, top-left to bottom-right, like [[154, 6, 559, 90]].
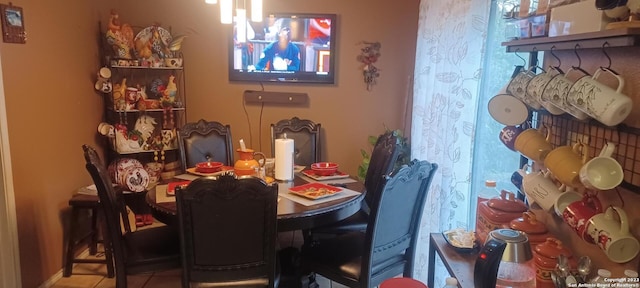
[[474, 229, 535, 288]]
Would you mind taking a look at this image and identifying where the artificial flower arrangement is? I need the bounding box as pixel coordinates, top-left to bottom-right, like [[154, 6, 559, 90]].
[[357, 41, 381, 91]]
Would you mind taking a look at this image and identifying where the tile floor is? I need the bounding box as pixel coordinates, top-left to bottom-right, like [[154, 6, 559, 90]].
[[53, 261, 345, 288], [53, 229, 348, 288]]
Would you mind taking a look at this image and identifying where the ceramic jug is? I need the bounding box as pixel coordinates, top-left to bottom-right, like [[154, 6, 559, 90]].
[[234, 149, 266, 176]]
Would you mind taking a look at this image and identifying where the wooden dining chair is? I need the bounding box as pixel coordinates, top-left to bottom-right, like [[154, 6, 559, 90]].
[[270, 117, 321, 167], [178, 119, 234, 169], [82, 144, 181, 288], [175, 175, 280, 288], [306, 131, 403, 237], [301, 160, 438, 288]]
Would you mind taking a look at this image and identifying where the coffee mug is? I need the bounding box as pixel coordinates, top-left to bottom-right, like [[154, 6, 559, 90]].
[[567, 67, 632, 126], [585, 206, 640, 263], [526, 66, 565, 115], [554, 189, 582, 217], [540, 67, 591, 120], [514, 125, 553, 163], [562, 193, 602, 242], [511, 164, 529, 191], [508, 66, 543, 109], [522, 169, 565, 212], [579, 142, 624, 190], [500, 125, 526, 151], [544, 141, 589, 188]]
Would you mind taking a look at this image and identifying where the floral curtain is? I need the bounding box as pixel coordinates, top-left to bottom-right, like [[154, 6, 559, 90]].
[[411, 0, 491, 283]]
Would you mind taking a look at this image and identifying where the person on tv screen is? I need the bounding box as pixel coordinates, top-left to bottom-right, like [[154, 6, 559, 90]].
[[250, 26, 300, 71]]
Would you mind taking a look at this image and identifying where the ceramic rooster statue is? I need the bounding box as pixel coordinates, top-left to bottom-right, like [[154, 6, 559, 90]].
[[105, 10, 135, 59], [161, 75, 177, 105]]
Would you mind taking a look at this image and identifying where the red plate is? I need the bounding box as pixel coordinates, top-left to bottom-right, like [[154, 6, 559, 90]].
[[289, 182, 342, 200], [186, 166, 234, 177], [301, 169, 350, 181], [166, 181, 191, 196]]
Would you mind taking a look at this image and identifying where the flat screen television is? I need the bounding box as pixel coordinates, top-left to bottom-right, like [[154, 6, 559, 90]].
[[229, 13, 337, 84]]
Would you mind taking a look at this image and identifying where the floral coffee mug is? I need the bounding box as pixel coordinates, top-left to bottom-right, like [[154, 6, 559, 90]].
[[567, 67, 632, 126], [541, 67, 590, 120]]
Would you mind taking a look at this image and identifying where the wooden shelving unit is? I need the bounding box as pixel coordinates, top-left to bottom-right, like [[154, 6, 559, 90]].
[[502, 28, 640, 51]]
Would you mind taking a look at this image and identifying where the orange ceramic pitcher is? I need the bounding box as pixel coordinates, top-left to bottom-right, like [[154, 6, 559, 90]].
[[234, 149, 266, 176]]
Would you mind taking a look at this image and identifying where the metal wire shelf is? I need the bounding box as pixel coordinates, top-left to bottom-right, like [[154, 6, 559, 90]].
[[539, 113, 640, 192]]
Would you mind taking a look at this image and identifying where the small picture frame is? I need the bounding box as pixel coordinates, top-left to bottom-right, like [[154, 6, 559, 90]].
[[0, 3, 25, 44]]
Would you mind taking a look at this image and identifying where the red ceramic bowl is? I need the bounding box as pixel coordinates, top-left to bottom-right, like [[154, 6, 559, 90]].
[[195, 161, 223, 173], [311, 162, 339, 176]]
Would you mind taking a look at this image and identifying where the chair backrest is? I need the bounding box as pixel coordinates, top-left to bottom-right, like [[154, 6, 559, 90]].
[[178, 119, 234, 168], [82, 145, 132, 278], [362, 160, 438, 287], [270, 117, 320, 167], [176, 175, 278, 287], [362, 131, 403, 211]]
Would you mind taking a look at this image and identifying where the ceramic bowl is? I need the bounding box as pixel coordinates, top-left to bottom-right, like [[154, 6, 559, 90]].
[[195, 161, 224, 173], [311, 162, 339, 176]]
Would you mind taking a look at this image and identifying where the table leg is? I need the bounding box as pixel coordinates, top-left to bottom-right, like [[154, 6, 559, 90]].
[[427, 235, 437, 288]]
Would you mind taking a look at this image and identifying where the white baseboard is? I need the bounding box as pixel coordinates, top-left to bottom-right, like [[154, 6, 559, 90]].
[[38, 248, 91, 288]]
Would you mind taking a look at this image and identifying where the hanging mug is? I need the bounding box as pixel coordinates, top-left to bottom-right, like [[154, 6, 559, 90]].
[[585, 206, 640, 263], [562, 193, 602, 243], [544, 141, 589, 188], [513, 125, 552, 163], [567, 67, 632, 126]]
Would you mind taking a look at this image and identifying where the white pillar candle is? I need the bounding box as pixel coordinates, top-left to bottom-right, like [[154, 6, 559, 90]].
[[275, 138, 294, 181]]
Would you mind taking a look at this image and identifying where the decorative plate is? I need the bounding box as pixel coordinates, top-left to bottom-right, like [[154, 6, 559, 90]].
[[289, 183, 342, 200], [301, 169, 350, 181], [488, 94, 529, 126], [166, 180, 191, 196], [442, 230, 480, 254], [186, 166, 234, 177], [134, 26, 173, 59]]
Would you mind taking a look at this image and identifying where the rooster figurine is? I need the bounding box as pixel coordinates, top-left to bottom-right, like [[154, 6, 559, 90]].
[[105, 10, 135, 59]]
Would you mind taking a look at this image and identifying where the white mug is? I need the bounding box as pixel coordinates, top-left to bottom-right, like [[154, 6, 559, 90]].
[[585, 206, 640, 263], [553, 189, 582, 217], [567, 67, 632, 126], [579, 142, 624, 190], [526, 66, 565, 115], [508, 66, 543, 109], [541, 67, 590, 120], [522, 169, 563, 212]]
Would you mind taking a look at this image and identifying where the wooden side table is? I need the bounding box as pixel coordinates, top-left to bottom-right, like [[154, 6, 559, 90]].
[[427, 233, 478, 288]]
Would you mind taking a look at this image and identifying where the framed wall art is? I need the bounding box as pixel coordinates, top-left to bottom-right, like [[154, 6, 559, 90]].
[[0, 3, 25, 44]]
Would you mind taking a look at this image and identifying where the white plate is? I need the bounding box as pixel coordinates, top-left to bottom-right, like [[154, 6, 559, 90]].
[[488, 94, 529, 126]]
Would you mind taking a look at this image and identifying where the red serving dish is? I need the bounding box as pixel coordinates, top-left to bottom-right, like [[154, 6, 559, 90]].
[[195, 161, 224, 173], [310, 162, 339, 176]]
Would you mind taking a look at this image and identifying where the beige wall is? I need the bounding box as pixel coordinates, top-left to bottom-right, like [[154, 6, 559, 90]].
[[0, 1, 419, 287]]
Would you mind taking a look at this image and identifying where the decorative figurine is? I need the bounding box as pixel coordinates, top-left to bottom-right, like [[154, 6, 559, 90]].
[[105, 10, 135, 59]]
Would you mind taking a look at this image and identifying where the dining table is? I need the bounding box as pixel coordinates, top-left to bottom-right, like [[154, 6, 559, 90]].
[[145, 172, 365, 232]]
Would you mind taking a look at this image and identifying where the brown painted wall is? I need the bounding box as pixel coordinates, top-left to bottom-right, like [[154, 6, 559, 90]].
[[1, 1, 418, 286]]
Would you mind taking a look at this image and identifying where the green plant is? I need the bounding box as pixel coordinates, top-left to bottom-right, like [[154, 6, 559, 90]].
[[357, 129, 410, 181]]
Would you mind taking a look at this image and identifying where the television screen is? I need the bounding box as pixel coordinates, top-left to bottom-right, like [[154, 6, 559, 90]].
[[229, 13, 337, 84]]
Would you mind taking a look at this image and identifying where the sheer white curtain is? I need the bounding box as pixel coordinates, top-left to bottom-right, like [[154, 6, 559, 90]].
[[411, 0, 491, 283]]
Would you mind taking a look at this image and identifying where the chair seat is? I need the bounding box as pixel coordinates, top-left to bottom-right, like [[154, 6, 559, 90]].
[[124, 225, 181, 273], [304, 232, 406, 281], [310, 211, 368, 235]]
